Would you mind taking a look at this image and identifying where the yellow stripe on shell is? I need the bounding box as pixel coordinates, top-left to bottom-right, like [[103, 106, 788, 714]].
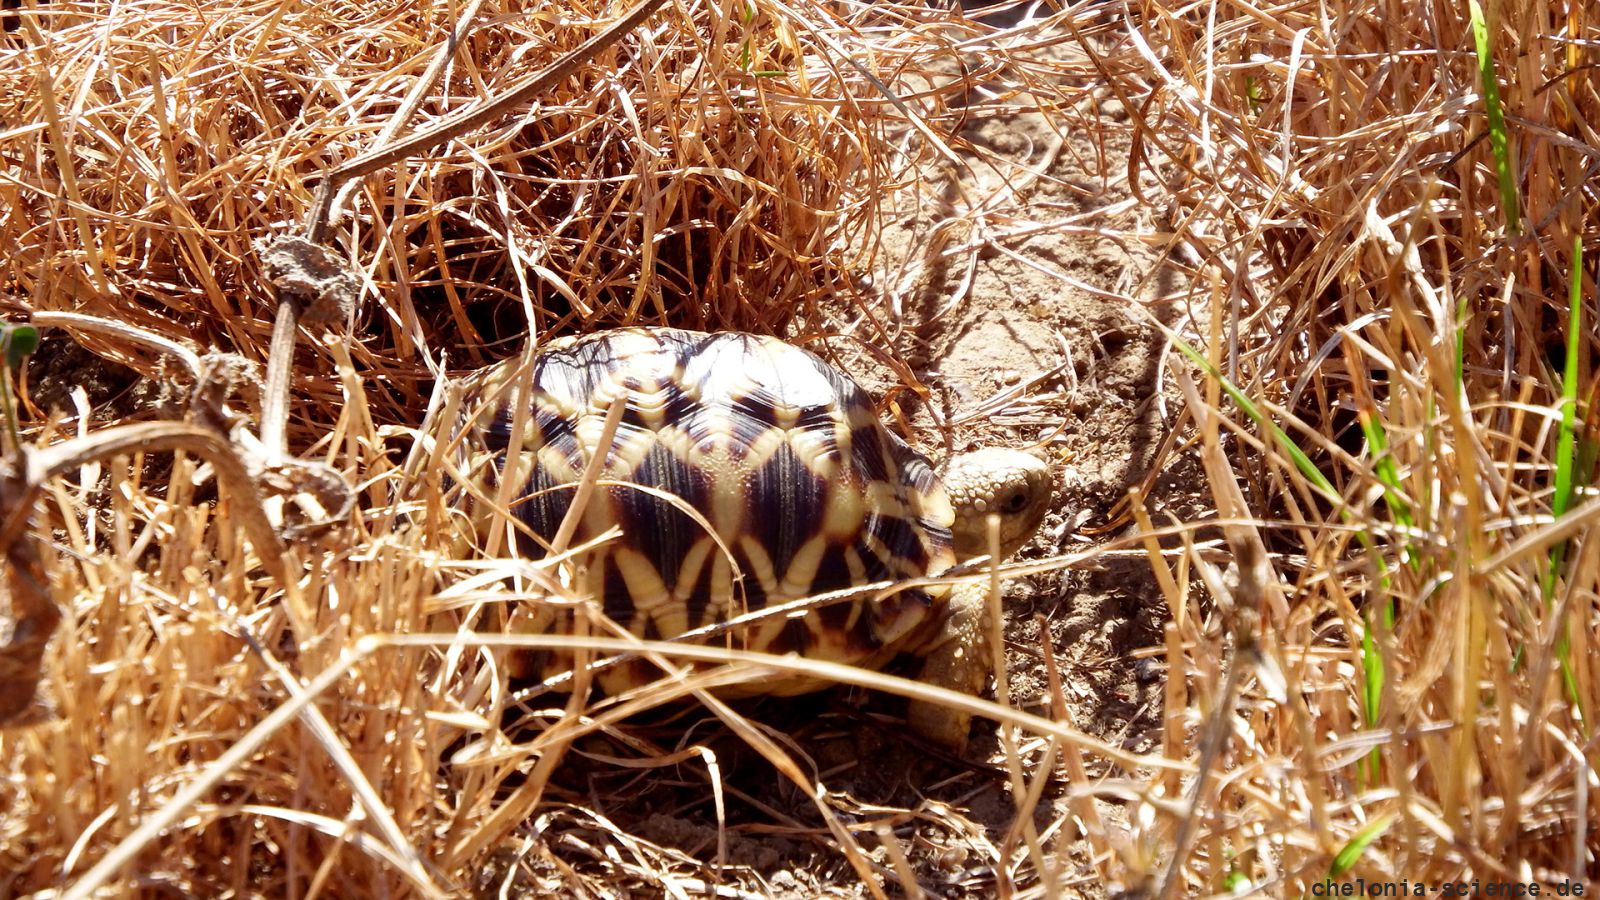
[[786, 420, 842, 480], [779, 534, 830, 598], [734, 535, 782, 613], [610, 546, 672, 618]]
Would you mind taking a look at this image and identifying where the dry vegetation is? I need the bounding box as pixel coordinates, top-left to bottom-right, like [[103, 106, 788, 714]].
[[1, 0, 1597, 897]]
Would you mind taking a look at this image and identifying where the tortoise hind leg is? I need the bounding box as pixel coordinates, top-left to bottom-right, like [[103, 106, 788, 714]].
[[905, 582, 991, 753]]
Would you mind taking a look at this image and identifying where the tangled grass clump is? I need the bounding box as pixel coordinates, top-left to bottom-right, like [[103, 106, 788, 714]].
[[1, 0, 967, 427], [1100, 0, 1600, 890]]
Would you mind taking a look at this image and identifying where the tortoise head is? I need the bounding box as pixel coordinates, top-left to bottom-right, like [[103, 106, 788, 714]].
[[942, 449, 1053, 561]]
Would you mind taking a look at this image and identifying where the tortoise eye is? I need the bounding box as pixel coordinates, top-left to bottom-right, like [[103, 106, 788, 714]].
[[1000, 490, 1029, 514]]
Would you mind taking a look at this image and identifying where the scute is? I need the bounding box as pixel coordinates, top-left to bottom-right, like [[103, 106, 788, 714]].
[[618, 440, 711, 592], [746, 441, 827, 587], [459, 327, 957, 696]]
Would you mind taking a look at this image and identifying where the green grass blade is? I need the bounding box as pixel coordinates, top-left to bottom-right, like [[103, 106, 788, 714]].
[[1168, 333, 1395, 579], [0, 322, 40, 458], [1468, 0, 1519, 234], [737, 0, 756, 71], [1552, 231, 1583, 524], [1539, 232, 1587, 723], [1354, 408, 1404, 781], [1172, 335, 1398, 785], [1357, 409, 1412, 533], [1326, 814, 1395, 882], [1359, 611, 1384, 781], [1169, 337, 1336, 499]]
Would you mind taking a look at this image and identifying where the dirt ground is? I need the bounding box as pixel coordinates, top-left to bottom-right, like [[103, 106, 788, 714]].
[[494, 34, 1203, 900]]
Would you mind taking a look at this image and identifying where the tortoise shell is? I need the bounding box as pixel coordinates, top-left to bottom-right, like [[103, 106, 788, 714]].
[[457, 328, 957, 695]]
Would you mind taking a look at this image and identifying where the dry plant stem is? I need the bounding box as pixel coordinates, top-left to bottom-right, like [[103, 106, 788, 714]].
[[303, 0, 673, 242], [442, 397, 626, 868], [38, 574, 1169, 895], [549, 398, 626, 556], [57, 650, 390, 900], [408, 633, 1190, 772], [1037, 613, 1067, 724], [693, 693, 888, 899], [872, 823, 925, 900], [1130, 490, 1193, 806], [0, 421, 289, 586], [0, 487, 58, 726], [1156, 638, 1249, 900], [515, 538, 1120, 702], [28, 36, 110, 299], [267, 0, 674, 453], [320, 0, 494, 231], [987, 514, 1049, 894], [258, 299, 300, 464], [1, 4, 1171, 895], [1129, 486, 1185, 630], [0, 369, 18, 457], [1154, 363, 1267, 900], [30, 0, 1600, 889], [27, 311, 203, 381], [232, 624, 445, 898], [800, 22, 975, 186], [476, 357, 537, 559]]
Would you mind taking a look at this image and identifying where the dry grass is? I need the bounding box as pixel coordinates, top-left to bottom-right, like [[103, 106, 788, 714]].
[[0, 0, 945, 426], [1093, 0, 1599, 892], [2, 0, 1599, 896]]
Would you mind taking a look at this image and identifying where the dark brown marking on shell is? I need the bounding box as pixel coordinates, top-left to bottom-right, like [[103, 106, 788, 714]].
[[513, 462, 573, 554], [851, 528, 891, 581], [862, 514, 928, 576], [532, 343, 609, 410], [533, 404, 576, 454], [617, 375, 694, 434], [468, 328, 964, 695], [795, 403, 836, 434], [482, 409, 514, 453], [900, 454, 941, 498], [816, 597, 856, 640], [511, 648, 551, 682], [619, 373, 660, 395], [670, 330, 722, 371], [866, 587, 938, 652], [842, 615, 885, 658], [776, 618, 812, 656], [476, 390, 572, 458], [748, 442, 826, 590], [812, 543, 859, 595], [653, 383, 703, 428], [639, 616, 662, 641], [600, 559, 637, 628], [741, 566, 770, 613], [796, 411, 843, 472], [727, 391, 786, 448], [848, 423, 890, 484], [618, 441, 711, 593]]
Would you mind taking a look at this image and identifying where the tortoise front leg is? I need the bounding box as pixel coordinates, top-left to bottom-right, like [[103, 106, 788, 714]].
[[905, 581, 991, 753]]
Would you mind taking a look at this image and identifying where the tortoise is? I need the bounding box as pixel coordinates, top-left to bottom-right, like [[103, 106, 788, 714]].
[[454, 327, 1052, 749]]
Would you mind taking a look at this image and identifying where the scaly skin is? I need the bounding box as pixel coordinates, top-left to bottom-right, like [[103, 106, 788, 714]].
[[907, 449, 1053, 751]]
